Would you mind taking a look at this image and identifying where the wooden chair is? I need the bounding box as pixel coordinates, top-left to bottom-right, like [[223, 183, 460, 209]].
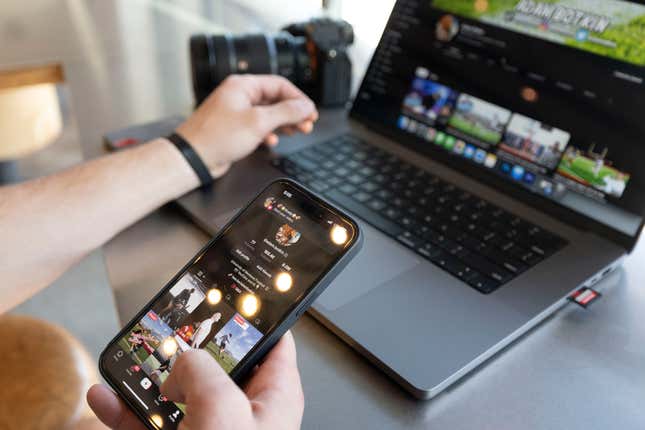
[[0, 315, 105, 429]]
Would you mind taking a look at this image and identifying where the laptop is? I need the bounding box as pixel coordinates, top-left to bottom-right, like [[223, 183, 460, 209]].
[[176, 0, 645, 398]]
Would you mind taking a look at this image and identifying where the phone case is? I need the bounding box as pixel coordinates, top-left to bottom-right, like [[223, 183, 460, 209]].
[[98, 178, 363, 430]]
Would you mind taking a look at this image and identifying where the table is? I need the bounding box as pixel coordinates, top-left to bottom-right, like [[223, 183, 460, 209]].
[[3, 1, 644, 428]]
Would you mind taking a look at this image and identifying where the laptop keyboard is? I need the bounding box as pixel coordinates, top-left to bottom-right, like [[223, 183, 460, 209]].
[[271, 134, 568, 294]]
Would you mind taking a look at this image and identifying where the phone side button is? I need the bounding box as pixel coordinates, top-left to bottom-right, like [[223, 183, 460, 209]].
[[295, 301, 311, 318]]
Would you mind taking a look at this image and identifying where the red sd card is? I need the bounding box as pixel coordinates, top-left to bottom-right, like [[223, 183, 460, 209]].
[[568, 287, 601, 308]]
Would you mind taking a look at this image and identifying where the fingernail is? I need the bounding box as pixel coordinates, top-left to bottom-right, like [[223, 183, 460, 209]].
[[294, 98, 314, 114], [266, 133, 279, 146], [302, 121, 313, 133]]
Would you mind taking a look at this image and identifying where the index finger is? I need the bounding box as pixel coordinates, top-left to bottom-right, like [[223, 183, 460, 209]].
[[160, 350, 248, 416], [241, 75, 311, 105]]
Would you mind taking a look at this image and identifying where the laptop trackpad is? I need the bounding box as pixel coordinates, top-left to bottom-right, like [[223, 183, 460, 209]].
[[317, 222, 421, 311]]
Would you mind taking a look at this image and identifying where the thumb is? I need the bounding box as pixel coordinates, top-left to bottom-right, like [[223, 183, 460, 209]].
[[86, 384, 147, 430], [253, 98, 316, 135]]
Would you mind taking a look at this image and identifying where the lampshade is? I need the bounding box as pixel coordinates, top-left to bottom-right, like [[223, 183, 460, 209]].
[[0, 64, 64, 161]]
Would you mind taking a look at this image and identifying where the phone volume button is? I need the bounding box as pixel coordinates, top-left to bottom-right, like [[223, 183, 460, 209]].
[[296, 302, 309, 318], [297, 296, 317, 318]]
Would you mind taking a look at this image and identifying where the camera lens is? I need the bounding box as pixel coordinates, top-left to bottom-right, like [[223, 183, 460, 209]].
[[190, 33, 312, 105]]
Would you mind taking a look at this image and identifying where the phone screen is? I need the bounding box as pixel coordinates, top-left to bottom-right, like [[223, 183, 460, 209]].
[[100, 180, 358, 429]]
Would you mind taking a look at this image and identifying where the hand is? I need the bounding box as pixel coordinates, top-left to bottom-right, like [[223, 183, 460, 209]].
[[176, 75, 318, 177], [87, 332, 304, 430]]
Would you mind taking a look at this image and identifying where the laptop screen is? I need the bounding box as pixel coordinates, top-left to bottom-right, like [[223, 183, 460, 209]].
[[351, 0, 645, 240]]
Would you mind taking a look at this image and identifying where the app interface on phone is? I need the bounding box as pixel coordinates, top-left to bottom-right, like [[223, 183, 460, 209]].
[[102, 182, 356, 429]]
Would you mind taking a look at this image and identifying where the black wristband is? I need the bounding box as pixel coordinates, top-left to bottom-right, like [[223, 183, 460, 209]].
[[166, 132, 214, 187]]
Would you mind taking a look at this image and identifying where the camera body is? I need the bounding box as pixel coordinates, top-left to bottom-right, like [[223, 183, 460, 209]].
[[282, 18, 354, 107], [190, 17, 354, 107]]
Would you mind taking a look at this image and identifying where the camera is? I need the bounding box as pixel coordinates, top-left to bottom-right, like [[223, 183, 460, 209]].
[[190, 17, 354, 107]]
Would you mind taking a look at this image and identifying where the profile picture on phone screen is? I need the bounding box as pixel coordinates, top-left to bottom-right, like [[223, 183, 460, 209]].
[[275, 223, 301, 247]]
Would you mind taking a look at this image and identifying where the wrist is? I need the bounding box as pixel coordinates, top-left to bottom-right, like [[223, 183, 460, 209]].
[[175, 121, 216, 170], [166, 132, 214, 187], [150, 138, 202, 197]]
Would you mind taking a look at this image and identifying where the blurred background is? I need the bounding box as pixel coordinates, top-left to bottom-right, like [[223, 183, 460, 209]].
[[1, 0, 394, 170]]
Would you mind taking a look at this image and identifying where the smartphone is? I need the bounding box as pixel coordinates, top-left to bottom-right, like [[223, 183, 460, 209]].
[[99, 178, 362, 430]]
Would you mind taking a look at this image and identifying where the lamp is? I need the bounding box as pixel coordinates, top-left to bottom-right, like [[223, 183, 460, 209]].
[[0, 63, 64, 183]]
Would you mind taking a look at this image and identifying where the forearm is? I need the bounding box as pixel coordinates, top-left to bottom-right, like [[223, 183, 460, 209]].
[[0, 138, 199, 312], [0, 75, 318, 313]]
